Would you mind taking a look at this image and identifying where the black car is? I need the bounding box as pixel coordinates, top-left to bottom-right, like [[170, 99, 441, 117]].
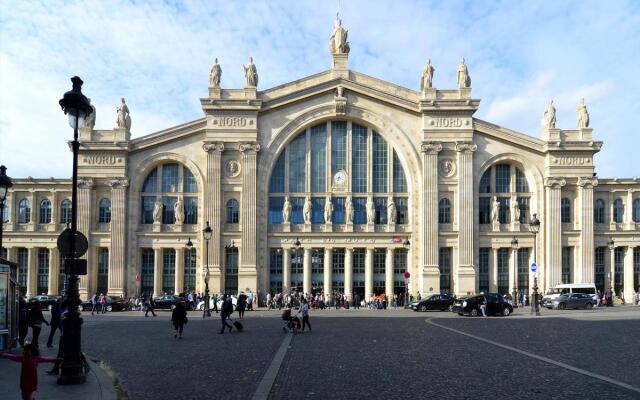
[[452, 293, 514, 317], [28, 295, 61, 311], [79, 296, 128, 312], [153, 294, 188, 310], [410, 294, 454, 312]]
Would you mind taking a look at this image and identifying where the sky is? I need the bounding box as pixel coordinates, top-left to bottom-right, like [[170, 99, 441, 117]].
[[1, 0, 639, 179]]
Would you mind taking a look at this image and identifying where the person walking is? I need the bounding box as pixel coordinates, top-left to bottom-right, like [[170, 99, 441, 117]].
[[1, 343, 60, 400], [171, 301, 188, 339], [90, 293, 98, 315], [18, 297, 29, 347], [46, 298, 63, 348], [145, 295, 157, 317], [237, 292, 247, 319], [99, 293, 107, 314], [301, 298, 311, 332], [28, 303, 48, 347], [219, 295, 233, 334]]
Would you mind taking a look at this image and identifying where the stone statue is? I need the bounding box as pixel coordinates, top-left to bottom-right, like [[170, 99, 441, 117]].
[[511, 199, 520, 223], [336, 86, 344, 98], [303, 196, 312, 224], [457, 58, 471, 88], [244, 56, 259, 87], [282, 196, 291, 223], [387, 198, 397, 224], [116, 98, 132, 131], [84, 102, 96, 130], [491, 196, 500, 223], [329, 13, 350, 54], [577, 98, 589, 128], [174, 199, 184, 224], [366, 197, 375, 224], [542, 100, 556, 130], [345, 196, 354, 223], [153, 199, 163, 223], [324, 196, 333, 224], [420, 59, 435, 92], [209, 57, 221, 88]]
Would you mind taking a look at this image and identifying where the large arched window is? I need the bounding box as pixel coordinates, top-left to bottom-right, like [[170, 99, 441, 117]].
[[634, 198, 640, 223], [438, 198, 451, 224], [140, 163, 198, 225], [18, 199, 31, 224], [613, 198, 624, 223], [226, 199, 239, 224], [561, 198, 572, 223], [60, 199, 72, 224], [98, 198, 111, 223], [268, 121, 409, 225], [478, 164, 530, 224], [39, 199, 51, 224], [594, 199, 605, 224]]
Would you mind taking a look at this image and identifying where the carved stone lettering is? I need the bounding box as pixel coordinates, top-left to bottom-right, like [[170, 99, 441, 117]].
[[83, 155, 120, 165], [433, 117, 463, 128], [216, 117, 248, 127], [553, 157, 591, 166]]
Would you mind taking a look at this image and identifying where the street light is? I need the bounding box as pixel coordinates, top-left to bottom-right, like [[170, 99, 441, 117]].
[[57, 76, 93, 385], [529, 213, 540, 316], [403, 238, 410, 306], [185, 238, 193, 293], [607, 237, 615, 303], [203, 222, 213, 317], [511, 236, 519, 308], [0, 165, 13, 251], [294, 237, 301, 298]]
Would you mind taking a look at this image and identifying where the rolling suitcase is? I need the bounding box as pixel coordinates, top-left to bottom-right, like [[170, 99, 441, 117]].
[[233, 320, 243, 332]]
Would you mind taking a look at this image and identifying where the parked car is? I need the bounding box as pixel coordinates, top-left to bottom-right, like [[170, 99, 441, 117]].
[[79, 296, 128, 312], [452, 293, 514, 317], [541, 283, 597, 307], [154, 294, 188, 310], [197, 295, 237, 311], [28, 295, 61, 311], [410, 294, 454, 312], [548, 293, 594, 310]]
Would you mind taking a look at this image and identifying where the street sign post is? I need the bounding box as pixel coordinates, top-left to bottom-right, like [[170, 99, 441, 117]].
[[57, 228, 88, 259]]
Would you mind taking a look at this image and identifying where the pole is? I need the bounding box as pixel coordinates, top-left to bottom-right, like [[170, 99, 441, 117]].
[[512, 248, 517, 308], [531, 233, 540, 316], [0, 201, 4, 251], [204, 238, 210, 318]]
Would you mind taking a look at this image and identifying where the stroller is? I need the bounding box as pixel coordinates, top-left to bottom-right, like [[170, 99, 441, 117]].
[[281, 308, 301, 333]]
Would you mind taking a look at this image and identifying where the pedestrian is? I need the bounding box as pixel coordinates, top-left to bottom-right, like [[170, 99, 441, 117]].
[[1, 343, 60, 400], [171, 300, 188, 339], [99, 293, 107, 314], [354, 293, 360, 310], [267, 292, 272, 310], [218, 295, 233, 334], [28, 302, 48, 347], [90, 292, 98, 315], [145, 295, 157, 317], [212, 293, 219, 314], [18, 297, 29, 347], [247, 291, 254, 311], [237, 292, 247, 319], [46, 298, 63, 348], [479, 296, 487, 317], [301, 298, 311, 332], [187, 292, 194, 310]]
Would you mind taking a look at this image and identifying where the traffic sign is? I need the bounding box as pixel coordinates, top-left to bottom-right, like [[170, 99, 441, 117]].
[[530, 262, 537, 273], [64, 259, 87, 275], [403, 271, 411, 279], [57, 228, 88, 259]]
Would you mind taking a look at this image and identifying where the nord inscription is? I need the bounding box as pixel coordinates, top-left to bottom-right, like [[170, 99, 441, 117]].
[[214, 117, 253, 127], [83, 155, 120, 165], [431, 117, 464, 128]]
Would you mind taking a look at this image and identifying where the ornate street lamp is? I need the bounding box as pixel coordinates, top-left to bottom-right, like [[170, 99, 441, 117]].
[[403, 238, 410, 306], [607, 237, 615, 302], [57, 76, 93, 385], [203, 222, 213, 317], [0, 165, 13, 251], [185, 238, 193, 293], [511, 236, 519, 307], [529, 214, 540, 316]]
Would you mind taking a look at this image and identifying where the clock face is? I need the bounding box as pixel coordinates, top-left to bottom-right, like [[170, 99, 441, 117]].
[[333, 170, 347, 186]]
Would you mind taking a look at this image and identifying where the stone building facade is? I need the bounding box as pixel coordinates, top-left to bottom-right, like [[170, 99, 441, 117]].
[[2, 21, 640, 302]]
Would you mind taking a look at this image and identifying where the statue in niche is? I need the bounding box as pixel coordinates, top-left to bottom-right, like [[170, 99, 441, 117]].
[[282, 196, 291, 223], [577, 98, 589, 128], [324, 196, 334, 224], [420, 59, 435, 92], [153, 199, 163, 223], [511, 199, 520, 223], [303, 196, 312, 224], [457, 58, 471, 88], [244, 56, 259, 87], [387, 198, 397, 224], [366, 197, 375, 224], [336, 86, 344, 98], [174, 198, 184, 224], [84, 102, 96, 130], [116, 98, 132, 131], [329, 13, 350, 54], [491, 196, 500, 223], [209, 57, 221, 88], [345, 196, 354, 223], [542, 100, 556, 130]]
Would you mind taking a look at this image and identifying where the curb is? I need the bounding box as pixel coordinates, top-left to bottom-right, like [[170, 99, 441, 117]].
[[88, 356, 128, 400]]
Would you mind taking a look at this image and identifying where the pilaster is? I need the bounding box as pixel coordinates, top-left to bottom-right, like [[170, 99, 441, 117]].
[[303, 247, 312, 294], [577, 177, 598, 283], [26, 247, 37, 297], [421, 142, 442, 294], [153, 247, 162, 297], [77, 178, 94, 299], [282, 248, 291, 294], [238, 142, 260, 293], [108, 178, 128, 296], [202, 142, 224, 290], [48, 247, 60, 295], [544, 177, 566, 289], [365, 247, 373, 301], [624, 247, 634, 302], [344, 248, 353, 301], [324, 248, 332, 297], [175, 247, 185, 295], [455, 142, 477, 294], [489, 248, 498, 292], [385, 248, 394, 301]]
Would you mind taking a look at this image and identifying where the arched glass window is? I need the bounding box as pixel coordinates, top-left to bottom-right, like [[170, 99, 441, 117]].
[[438, 198, 451, 224], [18, 199, 31, 224], [39, 199, 51, 224], [478, 163, 530, 225], [594, 199, 605, 224], [613, 199, 624, 223], [98, 198, 111, 223], [515, 168, 529, 192], [226, 199, 239, 224], [140, 163, 199, 225], [60, 199, 72, 224], [1, 202, 8, 223], [561, 198, 572, 223], [633, 198, 640, 222], [479, 170, 491, 193]]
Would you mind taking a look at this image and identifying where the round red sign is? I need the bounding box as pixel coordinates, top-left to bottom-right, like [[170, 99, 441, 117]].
[[403, 271, 411, 279]]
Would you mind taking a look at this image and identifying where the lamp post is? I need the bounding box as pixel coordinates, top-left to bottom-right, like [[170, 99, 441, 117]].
[[203, 222, 213, 317], [529, 214, 540, 316], [607, 237, 615, 305], [0, 165, 13, 252], [511, 236, 519, 307], [58, 76, 93, 384], [185, 238, 193, 294], [294, 237, 301, 296], [403, 238, 410, 306]]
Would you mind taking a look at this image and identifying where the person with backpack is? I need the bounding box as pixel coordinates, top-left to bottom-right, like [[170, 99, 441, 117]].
[[90, 293, 99, 315], [218, 294, 234, 334], [99, 293, 107, 314]]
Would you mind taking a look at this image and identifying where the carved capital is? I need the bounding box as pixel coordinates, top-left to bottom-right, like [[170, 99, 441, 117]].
[[77, 178, 94, 189], [202, 141, 224, 153], [577, 177, 599, 188], [420, 142, 442, 154], [239, 142, 261, 153], [455, 142, 478, 153], [544, 177, 566, 188], [108, 177, 130, 189]]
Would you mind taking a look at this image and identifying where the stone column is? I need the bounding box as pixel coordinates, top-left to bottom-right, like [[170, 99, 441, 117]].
[[324, 248, 332, 297], [282, 248, 291, 294], [385, 248, 394, 301], [455, 142, 478, 295], [624, 247, 634, 303], [578, 177, 597, 283], [626, 191, 634, 229], [544, 178, 565, 290], [605, 247, 613, 293], [202, 142, 224, 293], [26, 247, 37, 297], [489, 248, 498, 292], [238, 142, 261, 293], [108, 178, 129, 296], [153, 248, 162, 297], [511, 248, 518, 299], [175, 247, 185, 295], [77, 178, 94, 299], [51, 191, 58, 226], [420, 142, 442, 294], [48, 247, 60, 295], [344, 248, 353, 302], [365, 248, 373, 301], [303, 247, 312, 294]]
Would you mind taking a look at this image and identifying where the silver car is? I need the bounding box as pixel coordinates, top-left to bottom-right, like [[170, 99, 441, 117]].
[[551, 293, 594, 310]]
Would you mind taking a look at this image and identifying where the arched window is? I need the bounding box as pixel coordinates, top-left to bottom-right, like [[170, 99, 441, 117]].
[[634, 198, 640, 222], [226, 199, 239, 224], [39, 199, 51, 224], [613, 198, 624, 223], [594, 199, 605, 223], [60, 199, 72, 224], [478, 163, 530, 224], [18, 199, 31, 224], [561, 198, 572, 223], [140, 163, 199, 225], [479, 170, 491, 193], [98, 198, 111, 223], [438, 198, 451, 224]]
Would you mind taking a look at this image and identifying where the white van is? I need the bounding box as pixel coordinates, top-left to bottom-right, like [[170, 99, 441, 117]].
[[541, 283, 597, 308]]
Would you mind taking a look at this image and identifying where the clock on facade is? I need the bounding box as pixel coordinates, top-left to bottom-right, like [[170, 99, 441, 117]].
[[333, 170, 347, 186]]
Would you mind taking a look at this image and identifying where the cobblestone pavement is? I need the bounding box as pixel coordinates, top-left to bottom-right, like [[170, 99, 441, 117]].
[[35, 306, 640, 400]]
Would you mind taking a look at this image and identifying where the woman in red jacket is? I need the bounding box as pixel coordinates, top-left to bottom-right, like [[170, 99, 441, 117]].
[[1, 343, 59, 400]]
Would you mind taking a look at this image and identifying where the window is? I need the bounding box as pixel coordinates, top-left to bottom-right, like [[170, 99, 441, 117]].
[[332, 249, 345, 274], [351, 123, 368, 193], [268, 197, 284, 224], [613, 199, 624, 223], [561, 198, 572, 223], [393, 152, 407, 193], [141, 164, 199, 225], [97, 248, 109, 294], [311, 197, 325, 224], [141, 249, 154, 296], [37, 248, 49, 295], [479, 170, 491, 193], [498, 197, 510, 224], [310, 124, 327, 192], [141, 197, 155, 224], [162, 249, 176, 294], [1, 202, 8, 223], [515, 168, 529, 193], [614, 247, 624, 294], [438, 198, 451, 224], [561, 247, 573, 284], [162, 163, 179, 193], [18, 199, 30, 224], [17, 248, 28, 294], [312, 251, 323, 274], [394, 197, 408, 224], [270, 249, 283, 275], [184, 197, 198, 224], [184, 248, 196, 292], [495, 164, 510, 193], [518, 197, 529, 224], [60, 199, 72, 224], [594, 199, 605, 224], [142, 168, 157, 193], [372, 132, 387, 193], [162, 196, 176, 224], [98, 198, 111, 223], [393, 249, 407, 274], [633, 199, 640, 223], [269, 153, 285, 193], [480, 164, 530, 226], [0, 247, 5, 259], [226, 199, 239, 224], [183, 168, 197, 193], [332, 197, 345, 224], [479, 197, 491, 224], [478, 248, 489, 293], [634, 247, 639, 292], [373, 249, 385, 274], [439, 247, 452, 293], [353, 198, 367, 224], [497, 248, 509, 294], [353, 249, 365, 274], [331, 121, 347, 176], [39, 199, 51, 224], [289, 134, 306, 193], [225, 247, 239, 294], [374, 197, 387, 224], [517, 248, 530, 291], [595, 247, 605, 292], [290, 197, 304, 224]]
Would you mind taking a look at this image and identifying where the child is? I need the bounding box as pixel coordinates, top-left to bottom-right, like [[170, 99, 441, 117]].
[[1, 343, 59, 400]]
